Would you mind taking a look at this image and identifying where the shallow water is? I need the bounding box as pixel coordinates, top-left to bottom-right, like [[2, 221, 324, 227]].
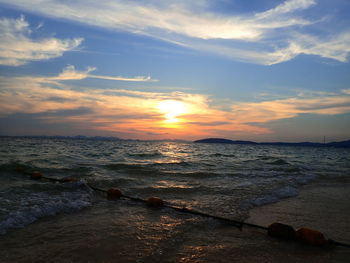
[[0, 137, 349, 262]]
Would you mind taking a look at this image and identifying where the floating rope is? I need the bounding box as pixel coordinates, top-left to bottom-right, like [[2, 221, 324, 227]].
[[14, 167, 350, 249]]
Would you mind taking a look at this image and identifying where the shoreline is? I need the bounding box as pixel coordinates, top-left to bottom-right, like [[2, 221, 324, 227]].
[[247, 177, 350, 244], [1, 178, 349, 262]]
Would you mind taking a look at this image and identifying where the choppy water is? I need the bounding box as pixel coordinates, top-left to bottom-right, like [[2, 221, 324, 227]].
[[1, 137, 349, 236]]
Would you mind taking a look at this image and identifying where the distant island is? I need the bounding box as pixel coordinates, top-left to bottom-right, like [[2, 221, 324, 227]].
[[0, 135, 123, 141], [194, 138, 350, 148]]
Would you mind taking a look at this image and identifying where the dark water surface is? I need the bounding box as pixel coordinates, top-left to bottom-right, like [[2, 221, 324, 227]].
[[0, 137, 349, 262]]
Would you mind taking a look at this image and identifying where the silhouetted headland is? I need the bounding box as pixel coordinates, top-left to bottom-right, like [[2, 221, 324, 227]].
[[194, 138, 350, 148]]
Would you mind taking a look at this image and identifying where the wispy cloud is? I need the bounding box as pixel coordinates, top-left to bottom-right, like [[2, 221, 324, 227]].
[[0, 16, 82, 66], [0, 0, 314, 40], [342, 89, 350, 95], [48, 65, 157, 82], [231, 95, 350, 124], [1, 0, 348, 64], [286, 32, 350, 63], [256, 0, 316, 19]]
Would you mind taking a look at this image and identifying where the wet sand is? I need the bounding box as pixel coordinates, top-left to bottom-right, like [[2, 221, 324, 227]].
[[0, 178, 349, 262], [248, 177, 350, 244], [246, 177, 350, 262]]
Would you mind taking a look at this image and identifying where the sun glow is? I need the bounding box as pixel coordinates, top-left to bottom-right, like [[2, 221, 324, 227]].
[[158, 100, 186, 123]]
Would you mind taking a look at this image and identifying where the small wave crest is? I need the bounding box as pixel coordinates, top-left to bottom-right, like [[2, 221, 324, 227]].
[[210, 153, 236, 158], [241, 185, 299, 210], [295, 173, 317, 185], [127, 151, 163, 159], [267, 158, 290, 165], [0, 181, 92, 235], [0, 161, 92, 180], [0, 161, 32, 174], [104, 163, 160, 177], [176, 172, 217, 178], [105, 161, 193, 175], [151, 161, 191, 167]]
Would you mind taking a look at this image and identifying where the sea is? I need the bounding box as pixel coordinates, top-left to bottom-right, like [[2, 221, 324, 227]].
[[0, 137, 349, 262]]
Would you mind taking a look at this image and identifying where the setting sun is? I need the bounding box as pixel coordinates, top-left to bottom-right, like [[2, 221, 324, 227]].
[[158, 100, 187, 123]]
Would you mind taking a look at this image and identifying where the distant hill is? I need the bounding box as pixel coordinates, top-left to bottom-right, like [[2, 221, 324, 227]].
[[0, 135, 122, 141], [194, 138, 257, 144], [326, 140, 350, 148], [194, 138, 350, 148]]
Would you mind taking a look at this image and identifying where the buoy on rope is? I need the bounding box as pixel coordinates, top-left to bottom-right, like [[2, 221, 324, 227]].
[[296, 227, 328, 246], [107, 188, 122, 200], [146, 197, 164, 207], [15, 166, 25, 173], [30, 171, 43, 180], [60, 177, 78, 183], [12, 171, 350, 249], [267, 222, 296, 240]]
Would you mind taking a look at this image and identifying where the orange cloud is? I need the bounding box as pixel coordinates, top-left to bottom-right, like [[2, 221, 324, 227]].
[[231, 96, 350, 123], [1, 74, 350, 139]]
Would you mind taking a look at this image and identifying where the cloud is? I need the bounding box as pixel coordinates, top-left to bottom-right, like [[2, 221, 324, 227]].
[[1, 73, 350, 139], [49, 65, 156, 82], [342, 89, 350, 95], [53, 65, 96, 80], [231, 95, 350, 124], [253, 31, 350, 65], [292, 32, 350, 62], [0, 0, 312, 40], [1, 0, 349, 64], [0, 16, 82, 66], [256, 0, 316, 19], [0, 74, 271, 139]]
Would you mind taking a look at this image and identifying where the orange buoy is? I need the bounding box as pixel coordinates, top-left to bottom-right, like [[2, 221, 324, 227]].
[[146, 197, 164, 207], [30, 171, 43, 180], [107, 188, 122, 200], [61, 177, 78, 183], [15, 166, 25, 173], [268, 222, 296, 240], [296, 227, 328, 246]]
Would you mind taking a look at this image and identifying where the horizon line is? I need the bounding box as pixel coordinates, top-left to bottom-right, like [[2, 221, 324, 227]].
[[1, 135, 349, 145]]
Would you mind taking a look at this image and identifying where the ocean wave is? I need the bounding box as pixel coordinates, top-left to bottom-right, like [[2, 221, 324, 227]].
[[241, 185, 299, 210], [127, 151, 163, 158], [150, 161, 192, 167], [0, 161, 33, 173], [210, 153, 236, 158], [128, 182, 220, 197], [0, 161, 93, 179], [267, 158, 290, 165], [0, 181, 92, 235], [175, 171, 217, 178], [105, 161, 194, 175], [105, 163, 155, 173], [295, 173, 317, 185], [132, 185, 200, 195]]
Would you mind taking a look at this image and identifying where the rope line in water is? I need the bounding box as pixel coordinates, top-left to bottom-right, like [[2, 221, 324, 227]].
[[14, 168, 350, 249]]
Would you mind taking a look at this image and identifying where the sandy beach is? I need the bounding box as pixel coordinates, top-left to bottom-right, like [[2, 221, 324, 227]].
[[0, 177, 349, 263]]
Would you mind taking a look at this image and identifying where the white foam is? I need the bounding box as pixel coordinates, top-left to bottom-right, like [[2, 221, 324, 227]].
[[242, 185, 299, 209], [0, 189, 92, 235], [295, 173, 317, 185]]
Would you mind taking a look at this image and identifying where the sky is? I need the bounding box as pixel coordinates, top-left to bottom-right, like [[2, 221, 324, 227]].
[[0, 0, 349, 142]]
